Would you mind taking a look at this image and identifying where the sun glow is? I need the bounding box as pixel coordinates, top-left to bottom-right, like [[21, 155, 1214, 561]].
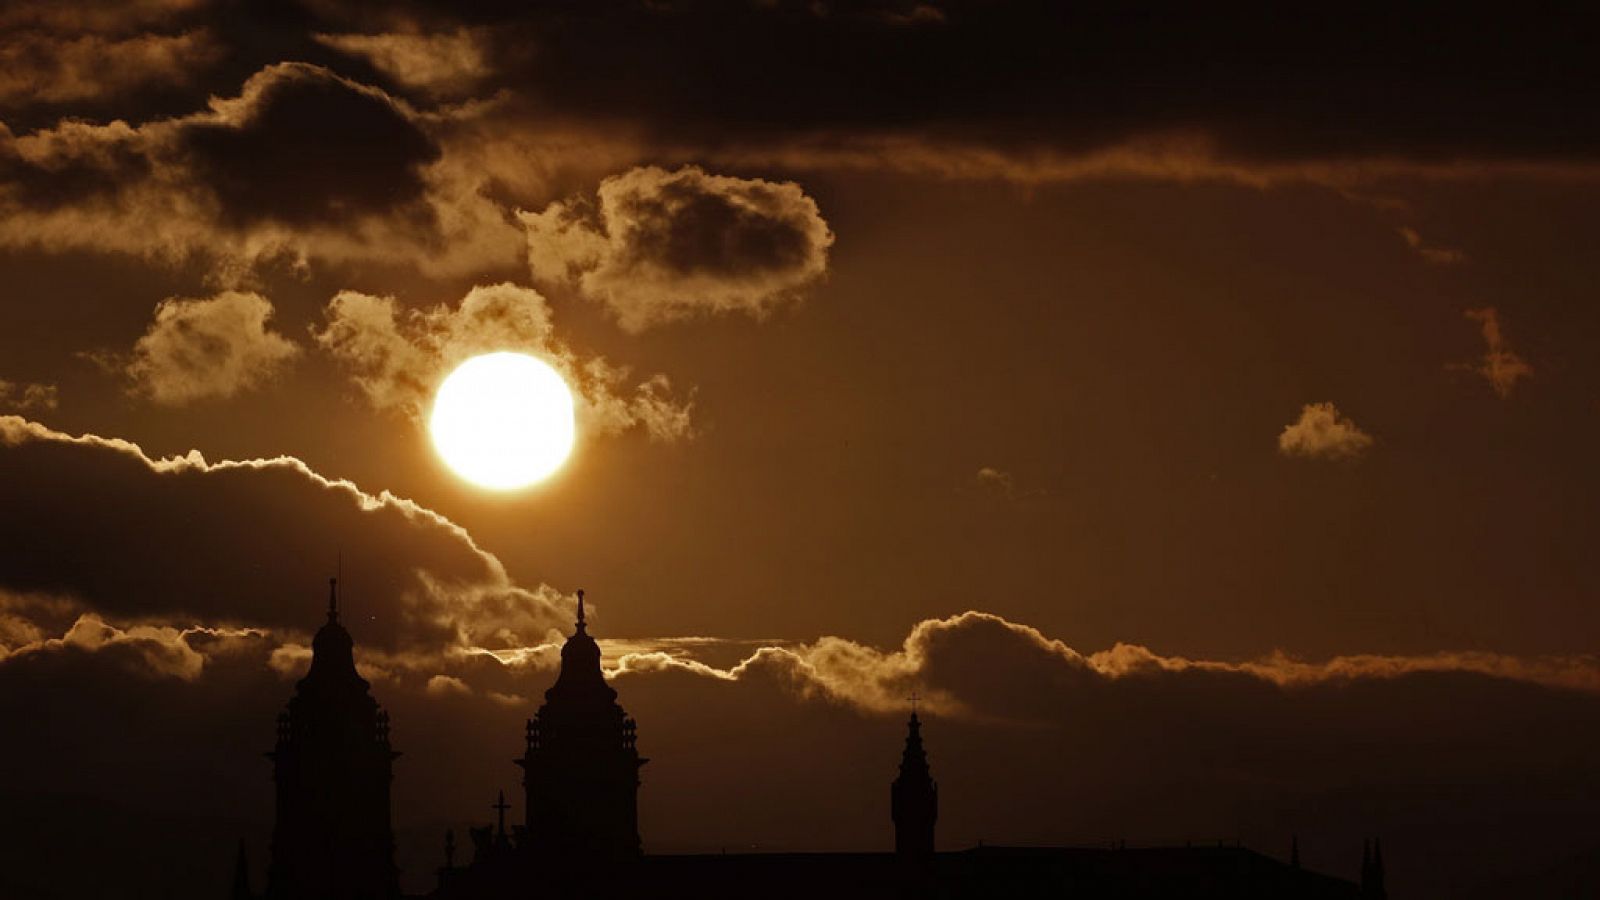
[[429, 352, 576, 490]]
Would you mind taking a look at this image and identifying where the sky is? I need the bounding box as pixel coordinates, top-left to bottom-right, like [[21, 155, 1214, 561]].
[[3, 3, 1600, 897]]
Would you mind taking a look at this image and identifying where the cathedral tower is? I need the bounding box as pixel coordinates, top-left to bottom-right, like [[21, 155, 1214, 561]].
[[267, 580, 399, 899], [517, 591, 645, 857], [891, 709, 938, 857]]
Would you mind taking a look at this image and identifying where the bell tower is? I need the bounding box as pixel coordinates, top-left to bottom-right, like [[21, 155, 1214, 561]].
[[266, 579, 399, 899], [891, 706, 938, 857], [517, 590, 646, 857]]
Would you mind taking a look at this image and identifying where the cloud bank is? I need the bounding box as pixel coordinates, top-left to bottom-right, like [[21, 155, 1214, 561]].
[[0, 416, 569, 657]]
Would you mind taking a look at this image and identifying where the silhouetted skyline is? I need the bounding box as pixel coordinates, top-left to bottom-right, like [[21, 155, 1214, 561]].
[[245, 587, 1381, 898]]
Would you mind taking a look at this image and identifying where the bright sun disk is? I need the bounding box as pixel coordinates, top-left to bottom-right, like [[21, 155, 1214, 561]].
[[429, 351, 576, 489]]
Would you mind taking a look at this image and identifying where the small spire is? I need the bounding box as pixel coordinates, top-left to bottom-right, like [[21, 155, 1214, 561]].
[[327, 577, 339, 624], [576, 588, 586, 631], [492, 789, 510, 839], [230, 838, 251, 900]]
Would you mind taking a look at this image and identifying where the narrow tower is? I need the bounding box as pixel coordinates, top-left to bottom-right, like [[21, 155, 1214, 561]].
[[1361, 837, 1388, 899], [266, 579, 399, 899], [517, 590, 645, 857], [891, 707, 938, 857]]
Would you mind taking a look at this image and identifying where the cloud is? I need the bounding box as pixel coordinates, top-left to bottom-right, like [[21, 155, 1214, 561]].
[[1277, 402, 1374, 461], [312, 282, 694, 441], [522, 165, 834, 331], [596, 612, 1600, 723], [975, 466, 1015, 494], [0, 0, 205, 33], [0, 415, 570, 654], [122, 291, 300, 404], [1396, 226, 1466, 265], [0, 62, 523, 278], [313, 28, 492, 98], [709, 132, 1600, 192], [972, 466, 1044, 500], [0, 29, 221, 107], [0, 378, 57, 412], [1459, 307, 1533, 399]]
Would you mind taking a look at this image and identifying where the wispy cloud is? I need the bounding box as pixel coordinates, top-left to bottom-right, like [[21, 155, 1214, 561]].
[[1457, 307, 1533, 399]]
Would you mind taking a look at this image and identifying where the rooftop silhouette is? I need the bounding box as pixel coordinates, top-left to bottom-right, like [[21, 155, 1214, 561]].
[[237, 582, 1383, 899]]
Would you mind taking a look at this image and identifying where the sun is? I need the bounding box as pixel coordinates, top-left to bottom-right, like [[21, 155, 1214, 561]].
[[429, 352, 577, 490]]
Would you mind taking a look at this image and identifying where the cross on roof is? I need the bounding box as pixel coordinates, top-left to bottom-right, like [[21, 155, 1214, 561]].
[[492, 790, 510, 836]]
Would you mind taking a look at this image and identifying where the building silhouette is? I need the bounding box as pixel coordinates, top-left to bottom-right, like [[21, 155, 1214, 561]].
[[264, 579, 399, 900], [241, 583, 1387, 899], [891, 707, 938, 858], [516, 591, 644, 859]]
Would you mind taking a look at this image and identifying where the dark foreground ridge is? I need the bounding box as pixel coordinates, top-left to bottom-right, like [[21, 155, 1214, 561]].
[[234, 582, 1386, 899]]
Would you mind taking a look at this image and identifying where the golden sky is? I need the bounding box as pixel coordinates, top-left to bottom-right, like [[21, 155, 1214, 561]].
[[3, 3, 1600, 897]]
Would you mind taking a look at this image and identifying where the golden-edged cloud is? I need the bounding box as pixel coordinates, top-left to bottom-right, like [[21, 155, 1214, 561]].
[[313, 28, 493, 99], [122, 290, 300, 404], [0, 415, 570, 655], [522, 165, 834, 331], [312, 282, 693, 441]]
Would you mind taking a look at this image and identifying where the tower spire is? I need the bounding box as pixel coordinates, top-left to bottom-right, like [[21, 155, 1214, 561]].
[[891, 707, 937, 858], [576, 588, 586, 631], [231, 838, 252, 900], [327, 576, 339, 624], [493, 789, 510, 841]]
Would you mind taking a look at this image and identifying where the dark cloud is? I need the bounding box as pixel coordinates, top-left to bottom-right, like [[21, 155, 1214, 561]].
[[294, 2, 1600, 177], [0, 416, 567, 653], [0, 63, 512, 275], [523, 166, 833, 330], [180, 63, 439, 229]]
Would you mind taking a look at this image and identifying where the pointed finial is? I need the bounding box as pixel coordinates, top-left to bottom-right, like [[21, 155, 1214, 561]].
[[909, 690, 921, 718], [327, 577, 339, 623], [492, 789, 510, 838], [230, 838, 251, 900], [576, 588, 586, 629]]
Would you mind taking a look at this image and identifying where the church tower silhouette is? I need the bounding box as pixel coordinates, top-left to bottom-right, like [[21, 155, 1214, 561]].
[[266, 579, 399, 899], [516, 590, 646, 857], [891, 707, 937, 857]]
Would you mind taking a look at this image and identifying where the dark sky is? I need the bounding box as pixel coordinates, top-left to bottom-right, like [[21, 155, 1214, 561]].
[[4, 2, 1600, 898]]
